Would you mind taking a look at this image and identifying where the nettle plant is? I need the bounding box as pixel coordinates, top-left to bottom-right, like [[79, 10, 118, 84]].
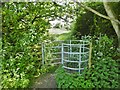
[[81, 34, 116, 61], [91, 34, 116, 59], [55, 57, 119, 88], [55, 66, 94, 88]]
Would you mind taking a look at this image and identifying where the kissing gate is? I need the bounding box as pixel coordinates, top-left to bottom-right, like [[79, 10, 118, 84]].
[[42, 40, 92, 75]]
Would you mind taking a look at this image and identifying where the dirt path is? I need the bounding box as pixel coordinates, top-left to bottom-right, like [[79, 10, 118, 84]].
[[48, 28, 70, 35], [31, 73, 57, 88]]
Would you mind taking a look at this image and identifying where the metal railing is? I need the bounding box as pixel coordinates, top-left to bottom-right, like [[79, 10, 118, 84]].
[[42, 40, 90, 75], [61, 40, 90, 75]]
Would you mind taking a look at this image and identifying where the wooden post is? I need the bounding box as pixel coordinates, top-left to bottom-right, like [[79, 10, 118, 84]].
[[61, 43, 64, 64], [88, 42, 92, 68], [79, 44, 81, 75]]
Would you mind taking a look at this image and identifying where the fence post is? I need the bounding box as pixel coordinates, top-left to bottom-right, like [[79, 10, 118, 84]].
[[83, 41, 84, 54], [61, 43, 64, 64], [79, 44, 81, 75], [88, 42, 92, 68], [42, 43, 44, 65]]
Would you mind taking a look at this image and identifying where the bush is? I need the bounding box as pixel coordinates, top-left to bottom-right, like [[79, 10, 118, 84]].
[[81, 34, 116, 61], [91, 34, 117, 63], [2, 3, 54, 88], [70, 2, 117, 39], [55, 57, 119, 88], [84, 57, 119, 88], [55, 66, 94, 88]]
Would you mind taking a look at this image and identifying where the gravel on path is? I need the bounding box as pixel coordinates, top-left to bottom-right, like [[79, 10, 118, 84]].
[[31, 73, 57, 88]]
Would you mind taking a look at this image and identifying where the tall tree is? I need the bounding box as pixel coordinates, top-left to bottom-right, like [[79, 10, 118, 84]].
[[73, 1, 120, 52]]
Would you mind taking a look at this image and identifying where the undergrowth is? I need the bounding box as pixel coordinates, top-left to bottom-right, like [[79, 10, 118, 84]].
[[55, 35, 119, 88]]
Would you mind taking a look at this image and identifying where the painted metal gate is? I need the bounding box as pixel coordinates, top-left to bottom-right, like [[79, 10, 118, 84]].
[[42, 40, 91, 75], [61, 40, 90, 75], [42, 40, 66, 65]]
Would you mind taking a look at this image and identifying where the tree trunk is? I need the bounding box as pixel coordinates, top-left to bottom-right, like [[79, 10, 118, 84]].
[[103, 2, 120, 52], [118, 34, 120, 52]]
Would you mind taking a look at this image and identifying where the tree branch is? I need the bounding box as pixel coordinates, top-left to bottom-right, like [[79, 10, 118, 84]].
[[31, 15, 41, 24], [74, 1, 120, 24]]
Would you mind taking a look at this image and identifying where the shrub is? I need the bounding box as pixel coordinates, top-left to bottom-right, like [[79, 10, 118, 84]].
[[70, 2, 117, 39], [83, 57, 119, 88], [2, 3, 54, 88], [81, 34, 116, 61], [55, 57, 119, 88], [91, 34, 117, 63]]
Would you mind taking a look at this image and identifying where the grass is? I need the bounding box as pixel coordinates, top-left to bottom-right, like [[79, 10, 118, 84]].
[[56, 32, 72, 40]]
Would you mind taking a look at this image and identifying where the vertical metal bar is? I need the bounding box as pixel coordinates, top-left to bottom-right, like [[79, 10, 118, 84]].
[[42, 43, 44, 65], [83, 41, 84, 54], [62, 43, 64, 64], [83, 41, 84, 62], [79, 44, 81, 75], [70, 40, 72, 58]]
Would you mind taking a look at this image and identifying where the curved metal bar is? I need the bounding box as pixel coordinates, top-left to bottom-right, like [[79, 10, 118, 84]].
[[63, 66, 79, 71], [63, 51, 89, 54], [64, 59, 79, 63]]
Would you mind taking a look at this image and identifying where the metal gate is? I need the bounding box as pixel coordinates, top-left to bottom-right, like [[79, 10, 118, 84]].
[[42, 40, 67, 65], [42, 40, 91, 75], [61, 40, 90, 75]]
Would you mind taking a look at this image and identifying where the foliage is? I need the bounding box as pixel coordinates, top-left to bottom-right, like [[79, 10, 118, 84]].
[[55, 66, 94, 88], [1, 2, 67, 88], [91, 34, 117, 61], [70, 2, 117, 40], [84, 57, 119, 88], [82, 34, 116, 61], [108, 2, 120, 21], [1, 1, 119, 88], [55, 57, 119, 88], [56, 32, 77, 40]]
